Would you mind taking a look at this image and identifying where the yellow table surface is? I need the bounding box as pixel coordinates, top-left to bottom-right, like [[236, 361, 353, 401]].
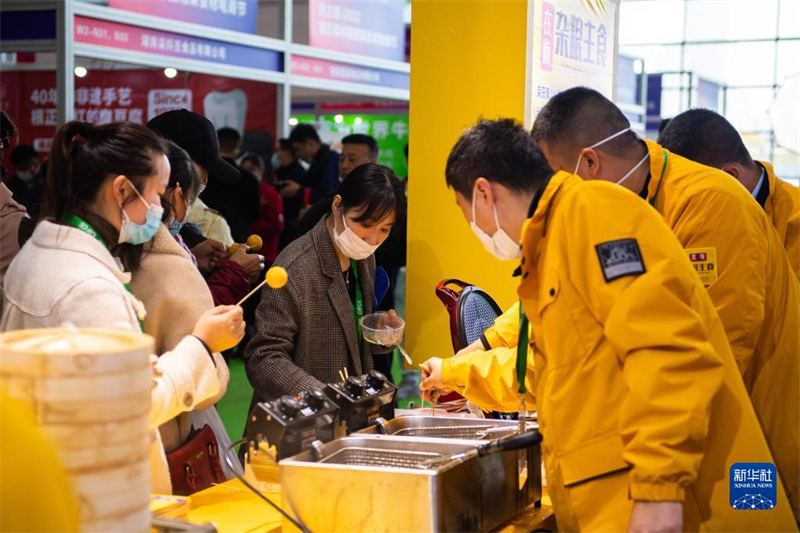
[[187, 479, 283, 533], [187, 480, 555, 533]]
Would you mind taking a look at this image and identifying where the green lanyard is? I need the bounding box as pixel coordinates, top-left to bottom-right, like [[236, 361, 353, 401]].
[[516, 302, 528, 394], [63, 214, 144, 332], [648, 150, 669, 207], [349, 259, 364, 351]]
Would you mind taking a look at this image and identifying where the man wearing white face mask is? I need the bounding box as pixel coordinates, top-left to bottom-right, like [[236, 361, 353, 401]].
[[243, 163, 406, 405], [532, 87, 800, 521], [420, 118, 796, 532]]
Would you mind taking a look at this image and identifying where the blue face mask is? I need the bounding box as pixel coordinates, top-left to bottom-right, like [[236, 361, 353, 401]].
[[271, 153, 281, 170], [118, 180, 164, 245], [168, 219, 185, 237], [168, 193, 189, 237]]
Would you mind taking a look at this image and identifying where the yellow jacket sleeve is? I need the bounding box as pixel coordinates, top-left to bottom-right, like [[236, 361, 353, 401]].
[[672, 189, 767, 378], [481, 301, 521, 349], [564, 187, 725, 502], [441, 344, 536, 412]]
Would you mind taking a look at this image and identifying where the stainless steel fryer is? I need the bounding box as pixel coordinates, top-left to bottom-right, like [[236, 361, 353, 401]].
[[280, 434, 540, 532]]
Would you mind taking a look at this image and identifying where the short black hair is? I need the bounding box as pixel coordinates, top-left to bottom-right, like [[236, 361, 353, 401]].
[[289, 123, 320, 144], [531, 87, 638, 163], [658, 108, 753, 168], [445, 118, 553, 198], [342, 134, 379, 158], [277, 138, 293, 152], [296, 163, 405, 234], [10, 145, 38, 165], [217, 127, 241, 153]]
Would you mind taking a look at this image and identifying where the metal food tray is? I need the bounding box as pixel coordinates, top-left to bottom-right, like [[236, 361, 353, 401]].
[[280, 435, 527, 532], [317, 445, 444, 469], [358, 415, 528, 440]]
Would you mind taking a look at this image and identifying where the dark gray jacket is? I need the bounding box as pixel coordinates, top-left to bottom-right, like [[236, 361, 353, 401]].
[[244, 216, 376, 402]]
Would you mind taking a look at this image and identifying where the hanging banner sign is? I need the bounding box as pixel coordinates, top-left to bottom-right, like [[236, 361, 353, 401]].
[[309, 0, 405, 62], [291, 55, 409, 91], [527, 0, 620, 126], [109, 0, 258, 34], [0, 69, 277, 161], [74, 16, 282, 72]]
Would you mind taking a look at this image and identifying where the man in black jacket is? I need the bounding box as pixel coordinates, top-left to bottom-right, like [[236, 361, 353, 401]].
[[283, 123, 340, 208], [214, 127, 260, 243]]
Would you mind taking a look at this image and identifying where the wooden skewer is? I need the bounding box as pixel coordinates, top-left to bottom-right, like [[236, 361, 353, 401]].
[[344, 367, 349, 379], [236, 277, 270, 307], [338, 370, 345, 382]]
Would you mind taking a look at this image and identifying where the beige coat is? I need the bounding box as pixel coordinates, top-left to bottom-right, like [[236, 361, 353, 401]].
[[130, 225, 229, 454], [0, 183, 28, 316], [187, 198, 234, 246], [1, 220, 224, 493]]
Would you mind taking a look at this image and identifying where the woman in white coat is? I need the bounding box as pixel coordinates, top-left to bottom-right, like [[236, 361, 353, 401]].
[[1, 121, 245, 493], [129, 141, 245, 483]]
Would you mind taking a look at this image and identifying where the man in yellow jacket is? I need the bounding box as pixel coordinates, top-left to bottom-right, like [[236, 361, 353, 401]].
[[530, 87, 800, 521], [658, 108, 800, 278], [422, 118, 796, 531]]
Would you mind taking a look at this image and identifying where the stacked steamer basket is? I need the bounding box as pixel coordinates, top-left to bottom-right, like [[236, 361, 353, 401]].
[[0, 328, 153, 533]]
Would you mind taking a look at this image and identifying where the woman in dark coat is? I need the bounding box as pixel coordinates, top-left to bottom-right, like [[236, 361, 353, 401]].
[[244, 164, 406, 402]]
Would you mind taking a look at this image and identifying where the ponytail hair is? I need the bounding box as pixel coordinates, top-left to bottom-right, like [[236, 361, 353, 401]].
[[296, 163, 405, 235], [42, 121, 167, 222]]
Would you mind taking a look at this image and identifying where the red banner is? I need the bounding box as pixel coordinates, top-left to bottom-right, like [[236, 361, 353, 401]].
[[0, 69, 277, 168]]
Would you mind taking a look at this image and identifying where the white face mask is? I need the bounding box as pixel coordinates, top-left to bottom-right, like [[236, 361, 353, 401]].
[[573, 126, 649, 186], [333, 211, 380, 260], [470, 187, 520, 261]]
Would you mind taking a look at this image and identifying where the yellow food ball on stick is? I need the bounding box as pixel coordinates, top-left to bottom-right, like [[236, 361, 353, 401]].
[[227, 235, 263, 257], [236, 267, 288, 307], [246, 234, 263, 253], [265, 266, 288, 289]]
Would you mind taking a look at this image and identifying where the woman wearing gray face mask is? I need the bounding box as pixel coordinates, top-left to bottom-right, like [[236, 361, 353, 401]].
[[243, 163, 406, 408]]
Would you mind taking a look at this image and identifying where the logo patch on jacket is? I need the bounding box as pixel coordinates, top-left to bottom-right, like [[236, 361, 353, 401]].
[[595, 239, 646, 282], [686, 247, 718, 286]]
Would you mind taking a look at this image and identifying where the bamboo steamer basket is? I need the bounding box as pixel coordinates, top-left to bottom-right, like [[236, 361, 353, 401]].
[[85, 505, 151, 533], [0, 328, 154, 532]]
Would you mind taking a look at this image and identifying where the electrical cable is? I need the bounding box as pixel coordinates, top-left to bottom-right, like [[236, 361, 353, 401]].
[[224, 438, 311, 533]]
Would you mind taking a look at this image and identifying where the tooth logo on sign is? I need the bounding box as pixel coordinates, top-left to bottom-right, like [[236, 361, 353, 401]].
[[203, 89, 247, 134]]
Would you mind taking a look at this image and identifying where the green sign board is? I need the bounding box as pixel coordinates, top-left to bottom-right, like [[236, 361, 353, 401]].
[[291, 114, 409, 179]]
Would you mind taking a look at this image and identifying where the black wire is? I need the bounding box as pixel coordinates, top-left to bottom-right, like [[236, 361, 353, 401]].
[[224, 438, 311, 533]]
